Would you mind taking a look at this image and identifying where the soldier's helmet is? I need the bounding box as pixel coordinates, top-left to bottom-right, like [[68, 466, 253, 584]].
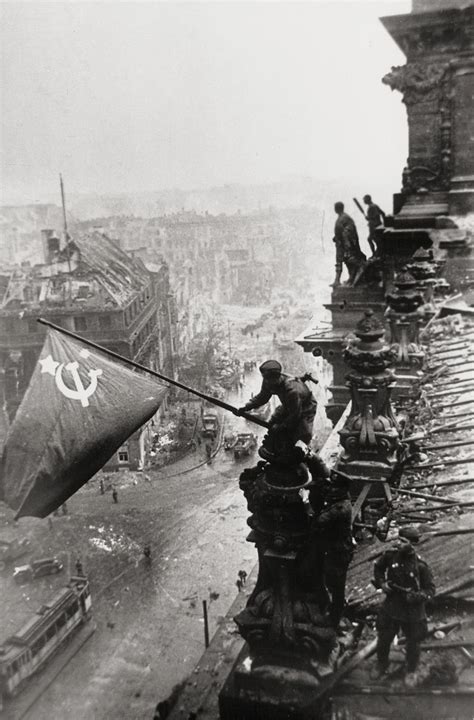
[[398, 526, 420, 544], [259, 359, 282, 377]]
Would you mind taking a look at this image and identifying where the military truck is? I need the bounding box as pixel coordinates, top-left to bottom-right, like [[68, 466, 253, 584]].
[[234, 433, 258, 459]]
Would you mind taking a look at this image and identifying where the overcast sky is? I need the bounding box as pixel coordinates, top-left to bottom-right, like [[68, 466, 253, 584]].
[[1, 0, 411, 203]]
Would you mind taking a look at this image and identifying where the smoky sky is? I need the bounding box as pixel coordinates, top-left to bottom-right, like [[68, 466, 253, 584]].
[[1, 1, 410, 203]]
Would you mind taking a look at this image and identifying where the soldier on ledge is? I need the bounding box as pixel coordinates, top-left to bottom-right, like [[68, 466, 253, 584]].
[[237, 360, 317, 446], [332, 201, 366, 287], [363, 194, 386, 256], [372, 526, 435, 686]]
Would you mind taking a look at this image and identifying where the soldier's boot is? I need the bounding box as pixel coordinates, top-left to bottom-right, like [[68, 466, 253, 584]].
[[330, 267, 342, 287]]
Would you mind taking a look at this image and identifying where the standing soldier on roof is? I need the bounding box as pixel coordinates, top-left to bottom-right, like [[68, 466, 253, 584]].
[[237, 360, 317, 446], [363, 194, 386, 256], [372, 526, 435, 686], [332, 202, 366, 287]]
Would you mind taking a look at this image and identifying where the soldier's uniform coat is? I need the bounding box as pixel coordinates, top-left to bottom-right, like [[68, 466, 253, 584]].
[[373, 546, 435, 672]]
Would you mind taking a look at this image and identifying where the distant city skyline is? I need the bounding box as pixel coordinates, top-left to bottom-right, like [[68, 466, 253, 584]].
[[1, 1, 410, 205]]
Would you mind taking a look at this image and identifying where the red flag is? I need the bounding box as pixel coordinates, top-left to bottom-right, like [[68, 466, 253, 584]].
[[1, 329, 168, 518]]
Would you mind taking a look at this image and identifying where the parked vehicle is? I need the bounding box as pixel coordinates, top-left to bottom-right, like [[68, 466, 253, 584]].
[[0, 577, 92, 702], [201, 413, 218, 440], [13, 558, 64, 584], [0, 538, 31, 571], [224, 433, 238, 451], [234, 433, 258, 459]]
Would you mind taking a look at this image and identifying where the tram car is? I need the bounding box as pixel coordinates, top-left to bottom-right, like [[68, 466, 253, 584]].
[[0, 576, 91, 700]]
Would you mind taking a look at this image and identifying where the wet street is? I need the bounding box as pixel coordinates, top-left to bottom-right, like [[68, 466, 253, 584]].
[[5, 330, 331, 720], [16, 371, 268, 720]]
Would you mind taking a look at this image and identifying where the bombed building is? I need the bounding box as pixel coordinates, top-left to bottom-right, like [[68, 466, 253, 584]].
[[0, 229, 177, 467]]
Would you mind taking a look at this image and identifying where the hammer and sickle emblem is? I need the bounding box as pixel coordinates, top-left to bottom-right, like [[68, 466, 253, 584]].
[[55, 362, 103, 407]]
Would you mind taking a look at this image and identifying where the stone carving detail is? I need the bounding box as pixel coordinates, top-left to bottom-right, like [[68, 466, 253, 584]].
[[386, 267, 425, 369], [235, 462, 336, 659], [406, 248, 440, 282], [383, 62, 453, 192], [338, 311, 399, 466], [382, 62, 450, 105]]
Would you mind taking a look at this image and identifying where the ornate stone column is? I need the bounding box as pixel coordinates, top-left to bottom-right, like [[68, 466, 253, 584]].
[[381, 4, 474, 213], [382, 61, 453, 195], [450, 57, 474, 213], [386, 267, 425, 372], [336, 311, 400, 511], [219, 459, 337, 720]]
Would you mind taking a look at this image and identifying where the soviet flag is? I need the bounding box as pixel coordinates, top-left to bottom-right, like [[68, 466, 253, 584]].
[[0, 328, 168, 518]]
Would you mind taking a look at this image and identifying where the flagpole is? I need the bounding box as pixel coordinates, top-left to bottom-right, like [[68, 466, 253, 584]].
[[36, 318, 270, 430]]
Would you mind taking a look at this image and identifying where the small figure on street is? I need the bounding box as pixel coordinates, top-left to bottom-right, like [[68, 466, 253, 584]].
[[311, 470, 354, 629], [48, 516, 53, 531], [99, 478, 105, 495], [144, 544, 152, 561], [372, 526, 435, 685], [61, 502, 68, 515], [112, 487, 118, 504], [236, 578, 243, 592], [332, 201, 366, 287], [238, 569, 247, 585], [363, 194, 386, 256], [75, 558, 84, 576], [237, 360, 317, 446], [205, 443, 212, 463]]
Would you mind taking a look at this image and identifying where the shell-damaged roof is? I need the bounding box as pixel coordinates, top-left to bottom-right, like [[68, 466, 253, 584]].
[[1, 231, 151, 311], [74, 231, 150, 306]]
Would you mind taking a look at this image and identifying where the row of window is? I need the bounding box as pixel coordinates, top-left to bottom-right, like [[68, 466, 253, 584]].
[[124, 285, 154, 326], [132, 317, 156, 357], [0, 315, 115, 335]]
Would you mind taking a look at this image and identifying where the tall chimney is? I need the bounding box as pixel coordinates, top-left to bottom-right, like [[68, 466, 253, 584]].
[[41, 229, 60, 264]]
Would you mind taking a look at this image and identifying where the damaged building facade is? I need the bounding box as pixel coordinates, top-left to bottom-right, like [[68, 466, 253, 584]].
[[0, 229, 178, 469], [77, 207, 318, 356]]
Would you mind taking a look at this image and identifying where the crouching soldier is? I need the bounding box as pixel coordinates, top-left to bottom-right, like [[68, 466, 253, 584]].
[[372, 526, 435, 686], [237, 360, 317, 452]]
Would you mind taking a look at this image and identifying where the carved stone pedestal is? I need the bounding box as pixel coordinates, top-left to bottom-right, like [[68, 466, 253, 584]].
[[219, 644, 330, 720], [219, 461, 337, 720], [386, 266, 425, 379], [336, 310, 401, 517]]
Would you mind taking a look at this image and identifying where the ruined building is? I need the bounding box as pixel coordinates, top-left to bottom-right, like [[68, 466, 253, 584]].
[[0, 230, 177, 468]]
